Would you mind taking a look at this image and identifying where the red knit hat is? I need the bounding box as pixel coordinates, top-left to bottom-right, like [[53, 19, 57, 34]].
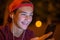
[[9, 0, 34, 13]]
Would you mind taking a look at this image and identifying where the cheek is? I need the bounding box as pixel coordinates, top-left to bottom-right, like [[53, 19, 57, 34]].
[[29, 17, 32, 22], [14, 16, 19, 23], [18, 15, 25, 21]]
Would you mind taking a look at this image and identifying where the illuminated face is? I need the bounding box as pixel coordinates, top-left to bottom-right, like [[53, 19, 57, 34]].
[[13, 6, 33, 30]]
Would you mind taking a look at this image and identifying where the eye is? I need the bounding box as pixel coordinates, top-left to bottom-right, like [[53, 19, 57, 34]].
[[21, 13, 26, 15], [21, 14, 26, 15], [30, 13, 33, 17], [30, 15, 33, 16]]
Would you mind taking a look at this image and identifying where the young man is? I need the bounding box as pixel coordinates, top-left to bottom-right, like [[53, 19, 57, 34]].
[[0, 0, 53, 40]]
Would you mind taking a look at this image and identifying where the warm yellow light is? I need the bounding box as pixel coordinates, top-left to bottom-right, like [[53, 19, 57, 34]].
[[35, 20, 42, 27]]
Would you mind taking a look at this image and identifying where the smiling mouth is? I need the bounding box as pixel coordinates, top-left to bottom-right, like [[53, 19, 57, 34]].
[[21, 21, 28, 25]]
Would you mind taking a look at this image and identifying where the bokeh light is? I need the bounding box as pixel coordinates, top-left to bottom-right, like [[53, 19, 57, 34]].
[[35, 20, 42, 27]]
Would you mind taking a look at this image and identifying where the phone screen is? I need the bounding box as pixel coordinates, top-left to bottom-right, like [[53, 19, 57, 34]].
[[45, 23, 56, 40]]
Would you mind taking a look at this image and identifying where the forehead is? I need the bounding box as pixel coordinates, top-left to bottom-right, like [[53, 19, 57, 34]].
[[17, 6, 33, 13]]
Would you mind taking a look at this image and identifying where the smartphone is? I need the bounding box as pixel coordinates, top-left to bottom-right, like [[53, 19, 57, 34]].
[[45, 23, 56, 40]]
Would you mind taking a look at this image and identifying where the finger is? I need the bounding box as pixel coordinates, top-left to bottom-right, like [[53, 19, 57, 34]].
[[39, 32, 53, 40], [30, 37, 39, 40]]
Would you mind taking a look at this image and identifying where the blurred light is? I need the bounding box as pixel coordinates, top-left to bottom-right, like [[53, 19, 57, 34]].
[[35, 20, 42, 27]]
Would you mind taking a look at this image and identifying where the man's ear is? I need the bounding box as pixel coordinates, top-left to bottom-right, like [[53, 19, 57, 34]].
[[10, 12, 14, 19]]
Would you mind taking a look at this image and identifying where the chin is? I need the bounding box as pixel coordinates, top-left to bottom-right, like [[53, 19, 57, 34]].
[[22, 26, 28, 30], [22, 28, 27, 30], [21, 25, 28, 29]]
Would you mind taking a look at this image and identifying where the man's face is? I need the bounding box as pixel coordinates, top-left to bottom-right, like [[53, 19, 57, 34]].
[[14, 6, 33, 30]]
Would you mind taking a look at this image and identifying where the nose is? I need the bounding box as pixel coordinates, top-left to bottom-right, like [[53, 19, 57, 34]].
[[25, 15, 30, 20]]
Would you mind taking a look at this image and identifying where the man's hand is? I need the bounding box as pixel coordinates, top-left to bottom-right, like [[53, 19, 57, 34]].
[[30, 32, 54, 40]]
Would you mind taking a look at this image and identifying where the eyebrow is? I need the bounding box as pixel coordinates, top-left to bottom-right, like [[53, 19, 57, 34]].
[[21, 11, 27, 13], [20, 11, 33, 15]]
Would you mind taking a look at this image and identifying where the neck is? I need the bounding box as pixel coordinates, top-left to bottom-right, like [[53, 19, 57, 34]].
[[11, 23, 24, 37]]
